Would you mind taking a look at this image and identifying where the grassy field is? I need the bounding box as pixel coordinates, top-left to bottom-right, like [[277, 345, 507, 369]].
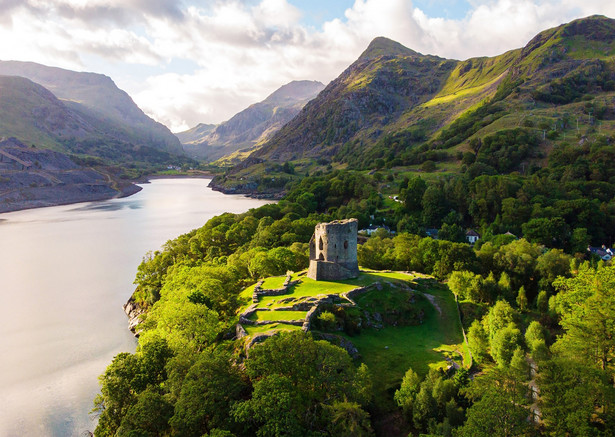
[[343, 281, 468, 409], [248, 310, 307, 322], [239, 269, 468, 411], [244, 323, 302, 336], [260, 276, 286, 289], [252, 271, 400, 309]]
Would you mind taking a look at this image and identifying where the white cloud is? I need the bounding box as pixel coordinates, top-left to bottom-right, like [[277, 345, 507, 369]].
[[0, 0, 612, 132]]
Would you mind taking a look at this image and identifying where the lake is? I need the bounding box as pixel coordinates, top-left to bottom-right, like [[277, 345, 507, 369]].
[[0, 178, 270, 436]]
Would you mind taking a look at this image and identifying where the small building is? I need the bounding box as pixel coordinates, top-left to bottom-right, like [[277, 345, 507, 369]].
[[466, 229, 480, 244], [308, 219, 359, 281], [588, 245, 613, 261], [359, 224, 393, 236], [425, 228, 439, 239]]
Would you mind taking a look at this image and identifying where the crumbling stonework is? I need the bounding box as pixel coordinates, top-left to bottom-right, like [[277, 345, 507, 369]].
[[307, 219, 359, 281], [252, 273, 299, 302]]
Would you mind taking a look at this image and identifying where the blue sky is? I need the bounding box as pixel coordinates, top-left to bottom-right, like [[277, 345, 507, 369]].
[[289, 0, 473, 26], [0, 1, 613, 130], [289, 0, 355, 26]]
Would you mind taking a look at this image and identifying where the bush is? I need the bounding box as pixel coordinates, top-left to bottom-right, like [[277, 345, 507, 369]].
[[317, 311, 338, 331]]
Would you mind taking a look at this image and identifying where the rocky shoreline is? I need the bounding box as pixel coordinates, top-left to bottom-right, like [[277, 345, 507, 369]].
[[123, 294, 146, 336], [0, 174, 142, 214], [0, 138, 146, 214]]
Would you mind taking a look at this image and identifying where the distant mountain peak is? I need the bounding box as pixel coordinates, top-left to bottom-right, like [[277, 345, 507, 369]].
[[359, 36, 418, 61], [264, 80, 325, 105], [178, 79, 325, 161]]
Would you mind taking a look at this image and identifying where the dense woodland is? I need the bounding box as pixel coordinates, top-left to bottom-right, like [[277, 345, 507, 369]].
[[92, 167, 615, 436], [92, 16, 615, 437]]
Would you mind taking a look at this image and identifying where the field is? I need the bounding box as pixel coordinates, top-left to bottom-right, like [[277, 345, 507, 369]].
[[239, 269, 468, 410], [346, 281, 469, 408]]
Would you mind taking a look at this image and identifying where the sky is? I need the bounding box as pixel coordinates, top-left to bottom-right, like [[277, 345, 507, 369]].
[[0, 1, 614, 132]]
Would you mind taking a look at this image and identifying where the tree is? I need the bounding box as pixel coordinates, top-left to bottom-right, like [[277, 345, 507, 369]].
[[458, 368, 530, 437], [413, 384, 437, 430], [205, 430, 235, 437], [483, 272, 499, 303], [536, 290, 549, 314], [438, 222, 466, 243], [539, 358, 615, 436], [325, 401, 375, 437], [422, 184, 448, 226], [569, 227, 590, 253], [493, 239, 542, 290], [522, 217, 570, 248], [235, 332, 372, 436], [447, 271, 476, 301], [93, 353, 142, 437], [524, 321, 545, 347], [232, 374, 305, 437], [401, 176, 427, 213], [483, 300, 517, 340], [467, 319, 490, 364], [535, 248, 571, 293], [490, 324, 522, 367], [117, 389, 174, 437], [170, 349, 247, 436], [394, 367, 421, 418], [421, 160, 437, 172], [497, 271, 514, 300], [516, 286, 528, 311], [509, 348, 529, 381], [456, 390, 529, 437], [552, 265, 615, 371]]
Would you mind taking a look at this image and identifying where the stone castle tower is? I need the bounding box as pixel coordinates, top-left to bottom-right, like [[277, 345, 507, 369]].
[[307, 219, 359, 281]]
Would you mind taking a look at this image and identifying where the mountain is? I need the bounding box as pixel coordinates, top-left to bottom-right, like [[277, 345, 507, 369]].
[[0, 75, 97, 148], [214, 15, 615, 193], [0, 60, 183, 156], [248, 38, 458, 163], [177, 80, 325, 161], [0, 137, 140, 212], [0, 74, 182, 166], [176, 123, 216, 145]]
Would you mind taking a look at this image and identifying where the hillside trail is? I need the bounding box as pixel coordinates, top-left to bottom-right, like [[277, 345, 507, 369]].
[[423, 293, 442, 315]]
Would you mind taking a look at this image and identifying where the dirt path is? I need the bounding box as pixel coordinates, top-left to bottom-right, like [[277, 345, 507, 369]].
[[424, 293, 442, 315]]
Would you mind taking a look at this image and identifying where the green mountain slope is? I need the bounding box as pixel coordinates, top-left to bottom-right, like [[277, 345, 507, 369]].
[[0, 75, 96, 149], [178, 80, 324, 161], [249, 38, 457, 163], [0, 75, 183, 166], [0, 60, 183, 155], [216, 15, 615, 193]]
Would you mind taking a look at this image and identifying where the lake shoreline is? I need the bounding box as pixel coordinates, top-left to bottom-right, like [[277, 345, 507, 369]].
[[0, 173, 219, 215], [0, 178, 272, 436]]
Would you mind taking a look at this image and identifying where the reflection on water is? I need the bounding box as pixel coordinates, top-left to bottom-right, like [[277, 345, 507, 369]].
[[0, 178, 270, 437], [72, 199, 144, 212]]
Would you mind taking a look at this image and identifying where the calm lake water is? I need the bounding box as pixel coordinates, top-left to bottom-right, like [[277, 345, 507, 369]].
[[0, 178, 270, 436]]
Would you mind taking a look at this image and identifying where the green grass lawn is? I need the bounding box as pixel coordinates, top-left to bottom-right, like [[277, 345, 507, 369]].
[[254, 271, 417, 309], [261, 276, 286, 289], [239, 270, 468, 412], [344, 282, 467, 409], [244, 323, 302, 336], [248, 310, 307, 322]]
